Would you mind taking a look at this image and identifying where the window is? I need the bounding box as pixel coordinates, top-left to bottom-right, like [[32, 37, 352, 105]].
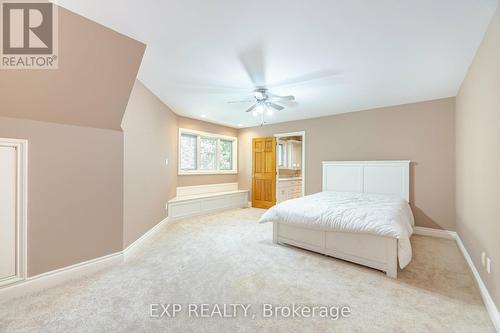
[[179, 128, 237, 175], [199, 136, 217, 170], [180, 134, 197, 170], [219, 139, 233, 170]]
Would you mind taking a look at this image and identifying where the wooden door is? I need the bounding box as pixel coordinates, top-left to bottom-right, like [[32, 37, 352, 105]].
[[0, 146, 17, 279], [252, 137, 276, 208]]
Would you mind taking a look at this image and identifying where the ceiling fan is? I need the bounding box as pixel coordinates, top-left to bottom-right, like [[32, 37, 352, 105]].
[[165, 45, 343, 126], [228, 88, 295, 125], [228, 45, 342, 126]]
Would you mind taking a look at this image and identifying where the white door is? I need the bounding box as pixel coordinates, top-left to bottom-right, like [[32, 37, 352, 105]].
[[0, 146, 17, 280]]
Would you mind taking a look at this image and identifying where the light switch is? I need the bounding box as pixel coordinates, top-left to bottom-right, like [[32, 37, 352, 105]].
[[486, 257, 491, 274], [165, 159, 169, 166]]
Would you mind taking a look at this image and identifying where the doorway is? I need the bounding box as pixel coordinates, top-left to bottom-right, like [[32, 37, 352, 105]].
[[275, 131, 305, 203], [0, 138, 27, 287]]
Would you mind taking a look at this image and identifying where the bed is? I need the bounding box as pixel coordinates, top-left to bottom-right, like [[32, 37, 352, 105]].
[[259, 161, 414, 278]]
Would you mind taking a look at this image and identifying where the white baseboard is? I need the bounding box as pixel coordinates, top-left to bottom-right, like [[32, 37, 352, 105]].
[[414, 226, 499, 332], [2, 220, 498, 331], [0, 251, 123, 299], [0, 217, 169, 300], [413, 226, 457, 239], [123, 217, 169, 258], [455, 235, 500, 332]]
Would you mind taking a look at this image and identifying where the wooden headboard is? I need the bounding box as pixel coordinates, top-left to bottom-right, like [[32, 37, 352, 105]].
[[322, 161, 410, 202]]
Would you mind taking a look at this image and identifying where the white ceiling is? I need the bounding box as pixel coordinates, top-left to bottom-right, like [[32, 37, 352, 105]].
[[54, 0, 499, 128]]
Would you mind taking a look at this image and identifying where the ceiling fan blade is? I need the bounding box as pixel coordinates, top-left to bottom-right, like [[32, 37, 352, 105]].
[[238, 45, 266, 88], [267, 102, 285, 111], [245, 104, 258, 113], [268, 93, 295, 102], [227, 99, 254, 104], [165, 82, 249, 94], [268, 69, 342, 89]]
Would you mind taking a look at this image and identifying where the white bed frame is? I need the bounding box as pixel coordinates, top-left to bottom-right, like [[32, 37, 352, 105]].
[[272, 160, 410, 278]]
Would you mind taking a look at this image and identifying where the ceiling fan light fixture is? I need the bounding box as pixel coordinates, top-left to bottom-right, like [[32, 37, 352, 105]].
[[256, 103, 265, 113], [254, 90, 265, 100], [237, 86, 295, 125]]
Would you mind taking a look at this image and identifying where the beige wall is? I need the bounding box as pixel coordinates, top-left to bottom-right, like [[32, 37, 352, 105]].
[[120, 83, 241, 247], [2, 3, 494, 301], [0, 7, 145, 130], [122, 81, 178, 248], [177, 116, 239, 186], [0, 5, 144, 276], [239, 98, 456, 230], [0, 117, 124, 276], [456, 4, 500, 308]]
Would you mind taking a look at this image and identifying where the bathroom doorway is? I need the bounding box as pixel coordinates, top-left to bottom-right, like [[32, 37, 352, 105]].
[[274, 131, 305, 203]]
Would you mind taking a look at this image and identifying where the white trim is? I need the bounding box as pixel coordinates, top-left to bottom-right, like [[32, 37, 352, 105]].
[[413, 227, 499, 331], [123, 217, 169, 258], [168, 191, 249, 221], [175, 182, 239, 198], [0, 251, 123, 300], [0, 138, 28, 288], [178, 128, 238, 175], [178, 170, 237, 175], [169, 190, 248, 204], [413, 226, 457, 240], [274, 131, 306, 197], [455, 236, 500, 332], [0, 217, 170, 300]]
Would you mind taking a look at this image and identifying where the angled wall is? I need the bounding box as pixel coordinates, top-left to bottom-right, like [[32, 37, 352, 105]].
[[0, 7, 145, 130], [0, 6, 145, 276], [121, 83, 241, 248], [122, 81, 178, 248], [456, 3, 500, 309]]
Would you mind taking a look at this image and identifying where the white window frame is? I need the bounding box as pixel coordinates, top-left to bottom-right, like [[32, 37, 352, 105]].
[[178, 128, 238, 175]]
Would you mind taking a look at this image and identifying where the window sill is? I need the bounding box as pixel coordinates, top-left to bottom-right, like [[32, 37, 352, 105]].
[[178, 170, 238, 176]]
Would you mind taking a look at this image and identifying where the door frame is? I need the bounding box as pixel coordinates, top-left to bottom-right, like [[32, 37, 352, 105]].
[[274, 131, 306, 197], [0, 138, 28, 287]]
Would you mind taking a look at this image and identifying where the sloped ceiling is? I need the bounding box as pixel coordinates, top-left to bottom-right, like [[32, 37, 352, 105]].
[[0, 6, 145, 130], [53, 0, 499, 128]]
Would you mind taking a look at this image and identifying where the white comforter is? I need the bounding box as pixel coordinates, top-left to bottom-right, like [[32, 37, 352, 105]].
[[259, 191, 415, 268]]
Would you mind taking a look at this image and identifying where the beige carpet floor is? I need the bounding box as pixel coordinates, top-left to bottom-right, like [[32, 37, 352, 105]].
[[0, 208, 495, 332]]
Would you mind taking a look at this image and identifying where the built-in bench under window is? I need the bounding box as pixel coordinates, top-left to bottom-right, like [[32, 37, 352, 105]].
[[167, 183, 248, 220]]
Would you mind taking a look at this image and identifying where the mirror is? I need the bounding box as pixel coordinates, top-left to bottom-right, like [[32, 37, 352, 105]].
[[277, 139, 302, 169]]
